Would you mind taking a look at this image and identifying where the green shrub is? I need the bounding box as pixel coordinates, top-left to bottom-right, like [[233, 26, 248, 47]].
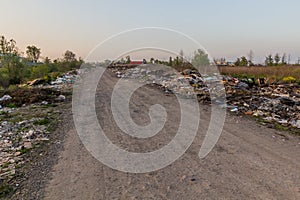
[[34, 118, 50, 125], [6, 103, 17, 108]]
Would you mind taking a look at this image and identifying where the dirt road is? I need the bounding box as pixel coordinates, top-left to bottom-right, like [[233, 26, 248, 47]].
[[43, 71, 300, 199]]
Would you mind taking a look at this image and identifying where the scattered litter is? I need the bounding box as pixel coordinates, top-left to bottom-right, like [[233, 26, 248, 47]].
[[0, 95, 12, 102]]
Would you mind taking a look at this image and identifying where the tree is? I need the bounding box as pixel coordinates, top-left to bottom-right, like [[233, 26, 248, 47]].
[[240, 56, 248, 66], [265, 54, 274, 66], [191, 49, 210, 67], [0, 36, 18, 55], [274, 53, 280, 65], [26, 45, 41, 63], [234, 58, 241, 66], [44, 57, 51, 64], [63, 50, 76, 62], [2, 55, 25, 85], [168, 56, 173, 66], [125, 55, 131, 64], [150, 58, 154, 64], [281, 53, 287, 65]]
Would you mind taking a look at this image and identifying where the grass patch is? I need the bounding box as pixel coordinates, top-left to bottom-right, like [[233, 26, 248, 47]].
[[19, 147, 31, 154], [6, 103, 17, 108], [33, 118, 50, 126], [0, 184, 13, 198], [41, 103, 58, 108], [219, 65, 300, 84]]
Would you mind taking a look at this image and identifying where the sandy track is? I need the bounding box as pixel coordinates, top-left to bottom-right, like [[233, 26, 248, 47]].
[[44, 71, 300, 199]]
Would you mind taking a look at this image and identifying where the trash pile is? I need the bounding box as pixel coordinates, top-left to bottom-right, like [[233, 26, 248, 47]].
[[49, 70, 79, 89], [0, 105, 56, 180], [117, 65, 217, 101], [112, 65, 300, 130], [0, 70, 78, 182], [26, 70, 80, 90], [224, 78, 300, 129]]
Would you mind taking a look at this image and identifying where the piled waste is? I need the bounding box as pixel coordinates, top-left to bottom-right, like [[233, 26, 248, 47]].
[[0, 110, 51, 180], [0, 70, 78, 181], [224, 77, 300, 129], [112, 65, 300, 130], [27, 70, 79, 90], [49, 70, 79, 88]]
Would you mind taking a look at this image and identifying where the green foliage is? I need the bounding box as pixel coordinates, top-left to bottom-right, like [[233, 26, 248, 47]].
[[0, 35, 83, 88], [240, 56, 248, 66], [1, 55, 25, 85], [6, 103, 17, 108], [0, 67, 10, 89], [265, 54, 274, 66], [63, 50, 76, 62], [31, 64, 50, 79], [33, 118, 50, 125], [0, 184, 13, 198], [168, 56, 173, 66], [235, 56, 249, 66], [274, 53, 280, 65]]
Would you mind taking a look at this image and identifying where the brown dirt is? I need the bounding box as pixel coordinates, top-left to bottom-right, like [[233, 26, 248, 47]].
[[18, 71, 300, 199]]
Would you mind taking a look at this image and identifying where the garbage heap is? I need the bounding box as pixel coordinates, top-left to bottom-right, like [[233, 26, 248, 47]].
[[113, 65, 300, 130], [224, 77, 300, 129]]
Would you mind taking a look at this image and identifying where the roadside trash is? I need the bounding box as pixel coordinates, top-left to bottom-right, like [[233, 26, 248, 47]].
[[0, 95, 12, 102], [230, 107, 238, 112], [56, 95, 66, 101], [28, 79, 45, 86]]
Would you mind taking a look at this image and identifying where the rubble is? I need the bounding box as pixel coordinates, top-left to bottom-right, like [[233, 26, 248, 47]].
[[0, 106, 53, 180], [111, 65, 300, 132], [0, 70, 77, 183]]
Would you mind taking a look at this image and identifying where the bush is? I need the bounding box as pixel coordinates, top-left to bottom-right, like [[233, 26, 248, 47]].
[[0, 68, 10, 89]]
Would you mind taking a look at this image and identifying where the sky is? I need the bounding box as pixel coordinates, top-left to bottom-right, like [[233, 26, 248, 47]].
[[1, 0, 300, 63]]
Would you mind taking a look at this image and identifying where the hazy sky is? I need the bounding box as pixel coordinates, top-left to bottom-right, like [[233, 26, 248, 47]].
[[1, 0, 300, 63]]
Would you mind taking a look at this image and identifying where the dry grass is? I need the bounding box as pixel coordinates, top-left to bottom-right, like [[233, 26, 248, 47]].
[[219, 65, 300, 83]]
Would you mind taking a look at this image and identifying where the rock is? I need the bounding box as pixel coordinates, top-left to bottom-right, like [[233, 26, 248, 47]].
[[14, 152, 21, 156], [24, 142, 32, 149]]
